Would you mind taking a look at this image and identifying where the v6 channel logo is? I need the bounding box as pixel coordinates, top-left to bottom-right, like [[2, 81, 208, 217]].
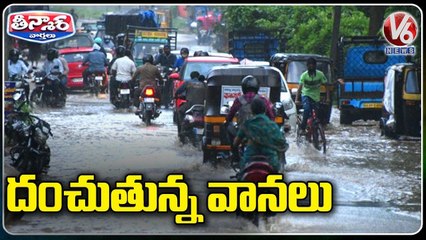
[[7, 11, 76, 44], [383, 11, 418, 46]]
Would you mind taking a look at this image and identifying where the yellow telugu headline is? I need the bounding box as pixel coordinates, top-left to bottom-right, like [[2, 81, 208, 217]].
[[6, 174, 333, 225]]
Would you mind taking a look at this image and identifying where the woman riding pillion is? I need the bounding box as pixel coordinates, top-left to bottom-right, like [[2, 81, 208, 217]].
[[233, 98, 289, 174]]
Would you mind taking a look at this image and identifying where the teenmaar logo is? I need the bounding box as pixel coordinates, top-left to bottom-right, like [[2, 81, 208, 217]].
[[382, 11, 418, 55], [7, 11, 76, 43]]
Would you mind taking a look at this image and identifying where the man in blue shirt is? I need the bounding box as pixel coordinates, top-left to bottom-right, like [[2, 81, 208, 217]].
[[82, 43, 108, 88], [174, 47, 189, 70]]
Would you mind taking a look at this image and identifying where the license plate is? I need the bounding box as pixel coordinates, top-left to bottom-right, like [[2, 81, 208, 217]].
[[363, 103, 382, 108], [95, 76, 103, 81], [194, 128, 204, 135], [72, 78, 83, 83], [144, 98, 155, 103], [120, 89, 130, 94]]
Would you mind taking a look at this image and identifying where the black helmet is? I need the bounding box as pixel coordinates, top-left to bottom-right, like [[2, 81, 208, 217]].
[[115, 45, 126, 58], [142, 54, 154, 64], [47, 48, 58, 61], [9, 48, 20, 59], [241, 75, 259, 94], [307, 57, 317, 66], [104, 35, 112, 43], [180, 47, 189, 55]]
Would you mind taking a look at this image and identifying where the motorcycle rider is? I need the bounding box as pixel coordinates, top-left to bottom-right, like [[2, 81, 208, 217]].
[[225, 75, 275, 163], [233, 98, 288, 174], [55, 49, 69, 93], [132, 54, 163, 109], [8, 48, 32, 100], [82, 43, 108, 90], [94, 37, 107, 57], [174, 71, 206, 139], [8, 48, 30, 79], [110, 45, 136, 105], [174, 47, 189, 70], [154, 44, 177, 109], [43, 48, 64, 97], [103, 35, 115, 51], [294, 57, 330, 135]]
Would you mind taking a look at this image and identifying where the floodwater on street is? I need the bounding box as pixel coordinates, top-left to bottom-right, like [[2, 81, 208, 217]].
[[3, 92, 422, 235]]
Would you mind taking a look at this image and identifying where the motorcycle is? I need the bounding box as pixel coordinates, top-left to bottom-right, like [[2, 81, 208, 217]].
[[87, 71, 107, 96], [30, 69, 66, 108], [5, 74, 31, 117], [230, 150, 278, 227], [158, 66, 176, 109], [180, 104, 205, 148], [5, 110, 52, 176], [112, 80, 132, 109], [135, 85, 161, 126]]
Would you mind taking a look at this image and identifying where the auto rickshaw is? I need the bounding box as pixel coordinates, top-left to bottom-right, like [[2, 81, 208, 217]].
[[269, 53, 335, 123], [202, 65, 287, 163], [380, 63, 421, 138]]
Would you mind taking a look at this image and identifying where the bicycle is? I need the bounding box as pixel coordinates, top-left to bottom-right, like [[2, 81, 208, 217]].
[[296, 103, 327, 154]]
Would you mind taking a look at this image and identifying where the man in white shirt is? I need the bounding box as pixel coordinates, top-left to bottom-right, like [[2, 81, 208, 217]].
[[110, 46, 136, 104]]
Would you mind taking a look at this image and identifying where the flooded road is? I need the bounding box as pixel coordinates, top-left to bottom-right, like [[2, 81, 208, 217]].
[[3, 92, 421, 235]]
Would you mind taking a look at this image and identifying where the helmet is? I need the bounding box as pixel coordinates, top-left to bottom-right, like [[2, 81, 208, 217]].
[[180, 47, 189, 55], [193, 50, 209, 56], [115, 45, 126, 58], [307, 57, 317, 66], [47, 48, 58, 61], [94, 37, 103, 44], [9, 48, 20, 60], [241, 75, 259, 94], [142, 54, 154, 64], [104, 35, 112, 43]]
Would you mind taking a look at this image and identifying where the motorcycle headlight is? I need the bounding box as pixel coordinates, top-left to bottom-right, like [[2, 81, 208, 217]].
[[282, 99, 294, 111], [185, 115, 195, 123]]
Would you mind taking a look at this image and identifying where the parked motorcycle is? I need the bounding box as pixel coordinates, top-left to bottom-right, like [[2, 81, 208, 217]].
[[112, 80, 132, 109], [179, 104, 205, 148], [5, 74, 31, 117], [5, 110, 52, 175], [30, 69, 66, 108], [135, 85, 161, 126]]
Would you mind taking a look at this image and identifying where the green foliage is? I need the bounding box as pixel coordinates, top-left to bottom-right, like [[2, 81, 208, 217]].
[[223, 6, 371, 56]]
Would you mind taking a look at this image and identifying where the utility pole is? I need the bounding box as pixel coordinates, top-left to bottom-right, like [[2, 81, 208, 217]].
[[330, 6, 341, 73]]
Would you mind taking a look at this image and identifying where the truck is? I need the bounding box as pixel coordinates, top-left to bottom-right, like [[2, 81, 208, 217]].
[[228, 30, 283, 61], [125, 25, 177, 67], [336, 36, 408, 125], [100, 9, 171, 42]]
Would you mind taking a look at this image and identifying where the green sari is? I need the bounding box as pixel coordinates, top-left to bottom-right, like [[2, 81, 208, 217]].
[[237, 114, 289, 172]]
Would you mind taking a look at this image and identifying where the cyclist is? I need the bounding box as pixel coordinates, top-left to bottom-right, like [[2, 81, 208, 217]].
[[295, 57, 330, 135]]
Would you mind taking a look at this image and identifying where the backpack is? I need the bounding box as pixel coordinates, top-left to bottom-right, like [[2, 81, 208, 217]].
[[236, 94, 260, 126]]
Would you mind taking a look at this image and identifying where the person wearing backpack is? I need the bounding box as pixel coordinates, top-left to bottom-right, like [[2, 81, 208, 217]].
[[225, 75, 275, 163]]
